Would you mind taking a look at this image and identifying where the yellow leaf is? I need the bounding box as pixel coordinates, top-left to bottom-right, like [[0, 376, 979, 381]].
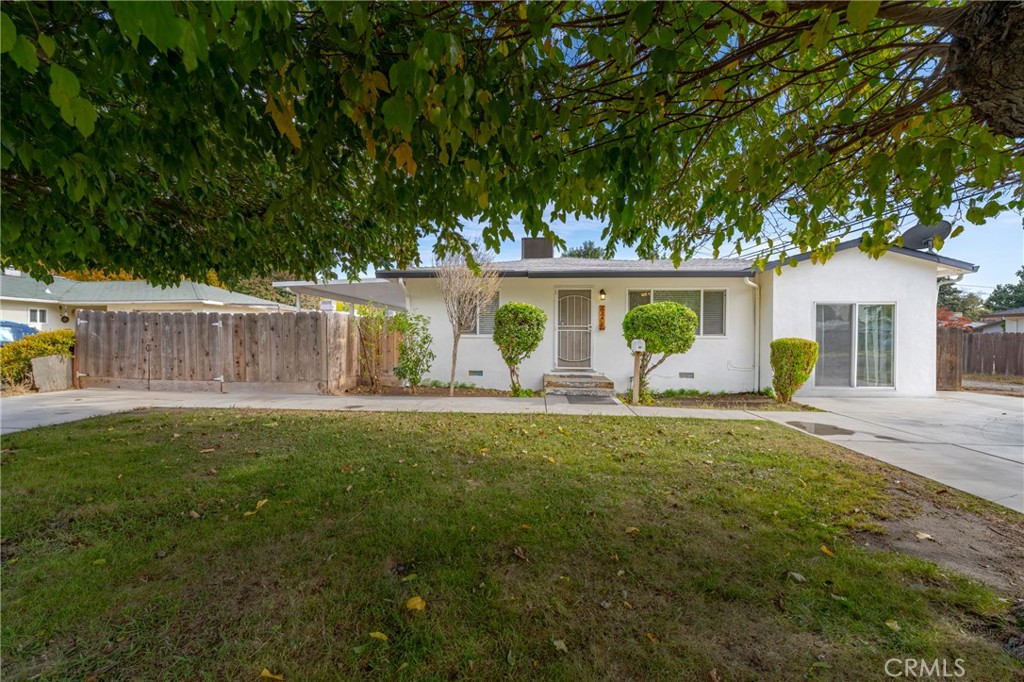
[[477, 192, 489, 209], [711, 83, 726, 100], [256, 499, 268, 510], [369, 631, 389, 641], [260, 669, 284, 680], [914, 531, 934, 541], [393, 142, 418, 177], [521, 524, 532, 530], [518, 2, 527, 20], [200, 447, 215, 453], [646, 632, 659, 644], [243, 510, 257, 517], [622, 600, 632, 609], [265, 93, 302, 150], [885, 619, 901, 632], [625, 527, 641, 535], [543, 456, 556, 463], [405, 595, 427, 611], [369, 71, 389, 93], [820, 544, 836, 558]]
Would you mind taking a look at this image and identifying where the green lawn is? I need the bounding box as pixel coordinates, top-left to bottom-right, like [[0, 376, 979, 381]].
[[1, 410, 1019, 681]]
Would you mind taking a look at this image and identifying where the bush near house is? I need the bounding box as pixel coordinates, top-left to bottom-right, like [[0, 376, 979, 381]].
[[392, 312, 435, 393], [0, 329, 75, 385], [770, 338, 819, 403], [493, 302, 547, 394], [622, 301, 698, 396]]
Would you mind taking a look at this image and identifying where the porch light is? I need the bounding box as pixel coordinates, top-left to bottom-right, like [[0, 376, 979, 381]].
[[599, 289, 606, 301]]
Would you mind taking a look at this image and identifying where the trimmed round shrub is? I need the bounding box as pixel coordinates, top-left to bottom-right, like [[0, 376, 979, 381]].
[[622, 301, 698, 392], [0, 328, 75, 385], [493, 302, 547, 393], [770, 337, 819, 403]]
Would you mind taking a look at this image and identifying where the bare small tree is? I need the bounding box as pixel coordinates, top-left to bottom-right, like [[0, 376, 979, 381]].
[[435, 251, 501, 397]]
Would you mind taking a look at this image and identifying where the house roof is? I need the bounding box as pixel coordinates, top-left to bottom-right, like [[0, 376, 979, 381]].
[[378, 239, 978, 279], [380, 256, 755, 279], [982, 306, 1024, 318], [273, 278, 408, 311], [0, 273, 283, 309]]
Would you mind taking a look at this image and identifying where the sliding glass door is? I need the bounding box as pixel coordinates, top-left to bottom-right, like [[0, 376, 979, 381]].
[[815, 304, 895, 388]]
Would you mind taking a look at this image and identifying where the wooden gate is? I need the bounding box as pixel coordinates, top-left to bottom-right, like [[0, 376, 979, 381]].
[[74, 310, 361, 394], [936, 327, 963, 390]]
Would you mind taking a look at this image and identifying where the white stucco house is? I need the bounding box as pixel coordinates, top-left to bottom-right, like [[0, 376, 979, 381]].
[[364, 238, 976, 398], [1, 270, 285, 332], [975, 307, 1024, 334]]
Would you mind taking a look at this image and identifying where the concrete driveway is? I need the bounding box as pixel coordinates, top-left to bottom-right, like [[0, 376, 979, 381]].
[[757, 392, 1024, 513]]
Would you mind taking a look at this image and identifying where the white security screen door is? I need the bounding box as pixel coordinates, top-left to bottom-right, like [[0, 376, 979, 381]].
[[556, 289, 592, 369]]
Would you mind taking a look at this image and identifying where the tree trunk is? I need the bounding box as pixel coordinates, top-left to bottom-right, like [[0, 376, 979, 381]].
[[949, 2, 1024, 138], [509, 364, 520, 393], [449, 332, 460, 397]]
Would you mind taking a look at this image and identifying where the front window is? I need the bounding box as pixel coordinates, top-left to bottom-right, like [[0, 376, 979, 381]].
[[627, 289, 726, 336], [815, 303, 895, 387], [462, 294, 499, 335], [28, 308, 47, 324]]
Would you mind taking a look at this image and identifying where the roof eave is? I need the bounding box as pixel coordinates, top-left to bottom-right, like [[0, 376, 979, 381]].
[[377, 269, 753, 279]]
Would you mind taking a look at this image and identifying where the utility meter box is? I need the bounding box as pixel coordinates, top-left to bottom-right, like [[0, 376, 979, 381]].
[[630, 339, 646, 353]]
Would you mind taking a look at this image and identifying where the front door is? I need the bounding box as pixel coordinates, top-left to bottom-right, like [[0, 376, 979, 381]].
[[556, 289, 592, 369]]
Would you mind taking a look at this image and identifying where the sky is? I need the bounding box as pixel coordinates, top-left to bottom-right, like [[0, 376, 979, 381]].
[[418, 209, 1024, 295]]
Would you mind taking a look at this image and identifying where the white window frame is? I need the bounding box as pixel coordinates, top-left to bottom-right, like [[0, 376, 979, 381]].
[[28, 308, 48, 325], [813, 302, 897, 389], [626, 288, 727, 337], [462, 293, 500, 337]]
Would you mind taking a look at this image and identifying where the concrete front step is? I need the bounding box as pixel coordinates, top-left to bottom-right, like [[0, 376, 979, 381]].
[[543, 372, 615, 396]]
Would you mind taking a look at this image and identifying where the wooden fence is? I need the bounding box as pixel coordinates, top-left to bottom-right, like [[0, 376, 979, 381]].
[[936, 327, 963, 390], [74, 309, 381, 394], [962, 332, 1024, 377]]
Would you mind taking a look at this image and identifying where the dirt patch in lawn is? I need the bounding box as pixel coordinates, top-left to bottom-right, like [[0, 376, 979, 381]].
[[855, 486, 1024, 596]]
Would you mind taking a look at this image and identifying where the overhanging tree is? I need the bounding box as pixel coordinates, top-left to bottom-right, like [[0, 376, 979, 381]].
[[2, 1, 1021, 284]]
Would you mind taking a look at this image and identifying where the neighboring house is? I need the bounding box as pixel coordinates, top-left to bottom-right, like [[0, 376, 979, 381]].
[[976, 307, 1024, 333], [364, 238, 976, 398], [0, 271, 285, 332]]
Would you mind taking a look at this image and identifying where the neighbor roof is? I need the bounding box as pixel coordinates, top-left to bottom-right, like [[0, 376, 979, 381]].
[[378, 239, 977, 279], [982, 306, 1024, 318], [0, 274, 283, 308]]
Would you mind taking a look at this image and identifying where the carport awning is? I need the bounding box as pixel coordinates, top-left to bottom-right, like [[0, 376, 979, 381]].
[[272, 278, 407, 311]]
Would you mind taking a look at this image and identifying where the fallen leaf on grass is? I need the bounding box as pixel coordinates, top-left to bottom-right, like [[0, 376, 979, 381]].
[[243, 499, 269, 517], [513, 546, 529, 562], [820, 545, 836, 558], [200, 448, 215, 453], [914, 531, 934, 542], [260, 669, 284, 680], [520, 524, 532, 530], [401, 573, 417, 583], [646, 632, 659, 644], [188, 510, 200, 519], [625, 527, 641, 535], [787, 572, 806, 583], [405, 596, 426, 611], [622, 600, 633, 609], [543, 456, 556, 464], [552, 639, 568, 654], [885, 619, 901, 632], [369, 631, 389, 641], [479, 447, 489, 455]]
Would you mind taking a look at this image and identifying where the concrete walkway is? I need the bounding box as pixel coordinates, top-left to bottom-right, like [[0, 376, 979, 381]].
[[2, 389, 1021, 512], [0, 389, 752, 435]]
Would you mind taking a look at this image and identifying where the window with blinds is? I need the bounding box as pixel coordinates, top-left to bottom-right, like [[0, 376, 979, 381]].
[[463, 294, 500, 335], [628, 289, 726, 336]]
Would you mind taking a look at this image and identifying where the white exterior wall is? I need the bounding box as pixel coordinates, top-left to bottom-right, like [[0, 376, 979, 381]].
[[403, 276, 758, 393], [984, 317, 1024, 333], [0, 300, 70, 332], [764, 249, 940, 397]]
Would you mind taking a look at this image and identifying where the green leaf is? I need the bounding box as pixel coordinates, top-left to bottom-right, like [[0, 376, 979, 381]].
[[49, 64, 81, 109], [68, 97, 98, 137], [38, 33, 55, 58], [0, 12, 16, 54], [964, 206, 985, 225], [846, 1, 880, 33], [9, 34, 39, 73]]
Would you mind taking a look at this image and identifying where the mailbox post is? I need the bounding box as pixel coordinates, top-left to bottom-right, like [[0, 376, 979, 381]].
[[630, 338, 646, 405]]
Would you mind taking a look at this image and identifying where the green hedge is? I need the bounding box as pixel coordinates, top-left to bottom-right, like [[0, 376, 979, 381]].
[[0, 329, 76, 385], [493, 302, 547, 393], [770, 337, 818, 403]]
